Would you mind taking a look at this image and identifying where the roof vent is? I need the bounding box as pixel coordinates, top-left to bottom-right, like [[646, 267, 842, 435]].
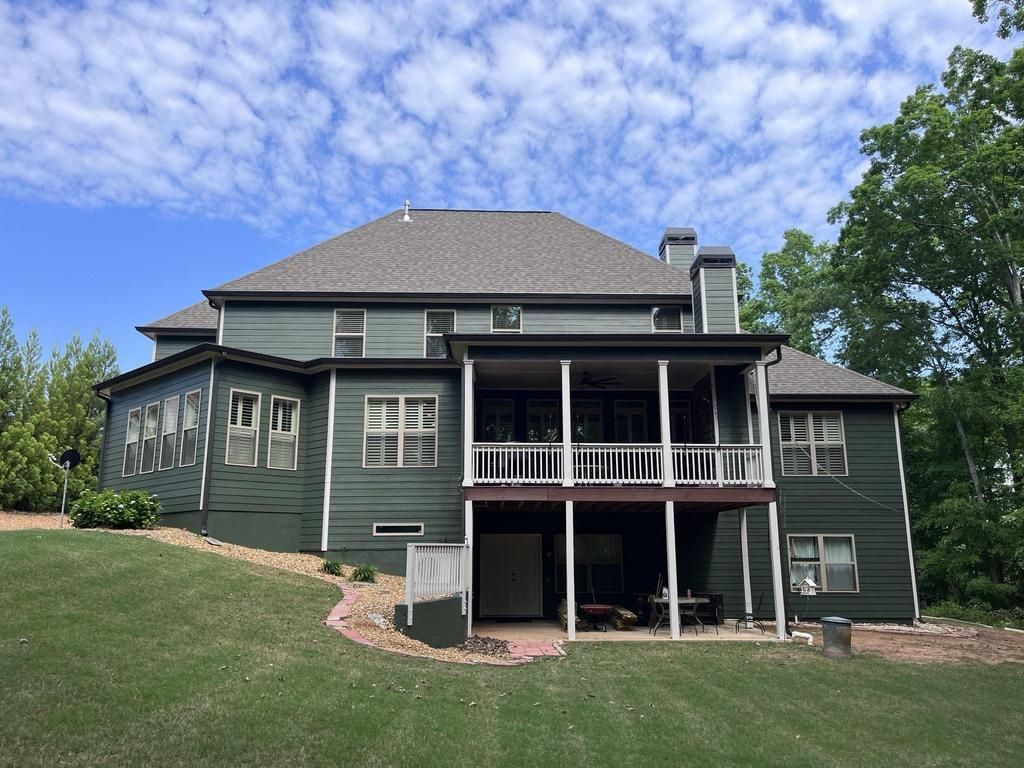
[[401, 200, 412, 223]]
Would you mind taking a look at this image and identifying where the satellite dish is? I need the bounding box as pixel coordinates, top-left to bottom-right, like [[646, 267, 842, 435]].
[[59, 449, 81, 470]]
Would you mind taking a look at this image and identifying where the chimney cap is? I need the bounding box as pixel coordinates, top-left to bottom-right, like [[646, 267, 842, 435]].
[[662, 226, 697, 242], [697, 245, 734, 257], [691, 245, 736, 275]]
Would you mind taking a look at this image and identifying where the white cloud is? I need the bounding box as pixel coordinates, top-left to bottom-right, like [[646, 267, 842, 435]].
[[0, 0, 1012, 257]]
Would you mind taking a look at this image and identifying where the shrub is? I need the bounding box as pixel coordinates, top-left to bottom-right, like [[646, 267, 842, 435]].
[[320, 559, 343, 577], [351, 563, 377, 583], [70, 490, 160, 530]]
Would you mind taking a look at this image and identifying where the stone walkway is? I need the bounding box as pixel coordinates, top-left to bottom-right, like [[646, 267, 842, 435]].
[[507, 639, 565, 658]]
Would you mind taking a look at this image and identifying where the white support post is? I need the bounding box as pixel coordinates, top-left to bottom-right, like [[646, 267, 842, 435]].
[[665, 501, 680, 639], [740, 507, 753, 628], [565, 500, 576, 640], [657, 360, 674, 488], [893, 405, 921, 618], [464, 499, 474, 637], [560, 360, 573, 487], [405, 544, 415, 627], [320, 368, 337, 552], [755, 361, 787, 640], [463, 359, 475, 487]]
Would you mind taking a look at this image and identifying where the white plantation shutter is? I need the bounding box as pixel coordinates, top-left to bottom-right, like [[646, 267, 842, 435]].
[[140, 402, 160, 473], [226, 391, 260, 466], [334, 309, 365, 357], [614, 401, 647, 443], [779, 413, 813, 475], [268, 397, 299, 470], [812, 413, 847, 474], [123, 408, 142, 476], [365, 396, 436, 467], [159, 395, 179, 470], [402, 397, 438, 466], [425, 311, 455, 358], [365, 397, 400, 466], [180, 390, 201, 466], [652, 306, 682, 331]]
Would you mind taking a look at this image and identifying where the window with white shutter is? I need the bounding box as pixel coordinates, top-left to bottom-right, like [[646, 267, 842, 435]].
[[123, 407, 142, 477], [614, 400, 648, 443], [179, 389, 201, 467], [159, 395, 179, 470], [779, 412, 847, 476], [424, 310, 455, 358], [364, 395, 438, 468], [140, 402, 160, 474], [268, 396, 300, 470], [334, 309, 366, 357], [226, 390, 261, 466], [651, 306, 683, 332]]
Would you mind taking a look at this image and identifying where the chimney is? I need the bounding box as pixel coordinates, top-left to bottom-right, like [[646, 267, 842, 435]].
[[658, 227, 697, 268], [690, 245, 739, 333]]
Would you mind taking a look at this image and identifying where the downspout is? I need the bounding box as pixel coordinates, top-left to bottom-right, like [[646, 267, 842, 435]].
[[199, 354, 223, 535]]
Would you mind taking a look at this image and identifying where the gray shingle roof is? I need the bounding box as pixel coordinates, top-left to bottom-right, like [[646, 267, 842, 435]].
[[768, 346, 913, 400], [138, 300, 218, 333], [208, 209, 692, 297]]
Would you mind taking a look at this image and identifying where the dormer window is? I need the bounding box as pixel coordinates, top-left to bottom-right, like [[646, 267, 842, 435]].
[[491, 305, 522, 333], [651, 305, 683, 332]]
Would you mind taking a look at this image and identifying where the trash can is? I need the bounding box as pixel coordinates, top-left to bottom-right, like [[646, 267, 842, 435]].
[[821, 616, 852, 659]]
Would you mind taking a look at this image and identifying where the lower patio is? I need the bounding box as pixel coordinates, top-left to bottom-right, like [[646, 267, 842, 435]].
[[475, 619, 769, 643]]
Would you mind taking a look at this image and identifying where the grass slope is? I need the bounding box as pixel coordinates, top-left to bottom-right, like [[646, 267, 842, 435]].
[[1, 531, 1022, 768]]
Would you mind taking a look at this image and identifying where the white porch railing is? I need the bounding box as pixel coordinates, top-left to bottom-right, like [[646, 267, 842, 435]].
[[404, 543, 469, 626], [472, 442, 563, 484], [673, 444, 764, 487], [573, 443, 663, 485]]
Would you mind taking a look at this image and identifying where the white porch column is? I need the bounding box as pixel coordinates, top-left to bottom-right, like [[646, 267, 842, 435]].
[[565, 500, 576, 640], [657, 360, 674, 488], [464, 499, 474, 638], [755, 361, 787, 641], [664, 501, 681, 639], [560, 360, 573, 487], [462, 359, 475, 487], [740, 507, 753, 627]]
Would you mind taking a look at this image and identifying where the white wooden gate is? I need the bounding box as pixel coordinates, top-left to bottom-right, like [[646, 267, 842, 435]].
[[404, 543, 470, 626]]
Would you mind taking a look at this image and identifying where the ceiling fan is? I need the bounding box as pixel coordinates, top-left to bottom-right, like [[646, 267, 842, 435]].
[[580, 370, 621, 389]]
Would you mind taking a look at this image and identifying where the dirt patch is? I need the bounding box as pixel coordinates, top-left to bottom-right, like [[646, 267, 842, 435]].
[[0, 511, 63, 530]]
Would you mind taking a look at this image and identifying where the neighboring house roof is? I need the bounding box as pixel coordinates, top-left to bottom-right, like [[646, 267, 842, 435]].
[[136, 300, 218, 336], [205, 209, 693, 299], [767, 346, 914, 401]]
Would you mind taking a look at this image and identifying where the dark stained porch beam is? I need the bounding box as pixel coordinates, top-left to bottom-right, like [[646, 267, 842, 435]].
[[464, 486, 776, 504]]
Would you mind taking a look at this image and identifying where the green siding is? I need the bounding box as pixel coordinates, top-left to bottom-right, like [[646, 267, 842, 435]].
[[701, 267, 739, 333], [691, 272, 704, 333], [154, 334, 215, 361], [299, 372, 332, 551], [327, 371, 464, 560], [99, 362, 211, 517], [714, 366, 751, 443], [221, 301, 696, 361]]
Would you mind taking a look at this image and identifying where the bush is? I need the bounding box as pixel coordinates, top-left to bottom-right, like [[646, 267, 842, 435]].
[[70, 489, 160, 530], [320, 559, 343, 577], [351, 563, 377, 583]]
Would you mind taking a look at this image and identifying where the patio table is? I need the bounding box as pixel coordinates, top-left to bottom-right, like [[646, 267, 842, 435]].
[[648, 596, 710, 636]]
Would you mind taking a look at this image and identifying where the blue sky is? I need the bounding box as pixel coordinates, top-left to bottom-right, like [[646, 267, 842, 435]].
[[0, 0, 1013, 370]]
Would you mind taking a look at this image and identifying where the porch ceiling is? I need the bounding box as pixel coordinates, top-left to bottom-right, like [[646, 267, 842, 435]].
[[473, 358, 710, 390]]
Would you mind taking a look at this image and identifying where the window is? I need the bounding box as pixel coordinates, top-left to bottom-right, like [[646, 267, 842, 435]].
[[179, 389, 201, 467], [481, 399, 515, 442], [572, 400, 603, 442], [491, 304, 522, 332], [614, 400, 648, 443], [527, 400, 560, 442], [651, 305, 683, 332], [670, 401, 692, 443], [140, 402, 160, 473], [424, 310, 455, 358], [334, 309, 365, 357], [788, 534, 859, 592], [122, 407, 142, 477], [268, 396, 300, 470], [555, 534, 623, 593], [779, 412, 847, 476], [373, 522, 425, 536], [226, 389, 261, 466], [364, 395, 438, 468], [158, 396, 179, 470]]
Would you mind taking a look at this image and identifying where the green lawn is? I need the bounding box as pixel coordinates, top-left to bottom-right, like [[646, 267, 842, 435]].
[[1, 532, 1022, 768]]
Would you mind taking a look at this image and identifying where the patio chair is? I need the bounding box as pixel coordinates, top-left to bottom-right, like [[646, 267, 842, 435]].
[[735, 591, 767, 634]]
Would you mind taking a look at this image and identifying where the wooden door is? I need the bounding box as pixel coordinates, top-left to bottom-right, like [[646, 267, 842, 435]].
[[479, 534, 543, 617]]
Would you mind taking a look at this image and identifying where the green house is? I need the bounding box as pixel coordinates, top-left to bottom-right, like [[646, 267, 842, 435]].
[[95, 208, 918, 639]]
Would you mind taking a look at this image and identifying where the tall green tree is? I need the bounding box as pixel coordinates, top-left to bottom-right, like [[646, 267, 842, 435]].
[[972, 0, 1024, 38]]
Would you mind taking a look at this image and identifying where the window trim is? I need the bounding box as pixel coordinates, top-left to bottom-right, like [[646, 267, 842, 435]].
[[554, 533, 625, 594], [179, 389, 202, 467], [139, 401, 161, 475], [614, 399, 648, 443], [267, 395, 300, 471], [225, 388, 262, 467], [572, 399, 603, 443], [122, 406, 142, 477], [651, 305, 684, 333], [372, 522, 425, 537], [787, 533, 860, 593], [423, 309, 456, 358], [158, 395, 179, 471], [333, 308, 366, 358], [362, 394, 439, 469], [480, 398, 516, 442], [778, 410, 849, 477], [490, 304, 523, 333], [526, 398, 560, 443]]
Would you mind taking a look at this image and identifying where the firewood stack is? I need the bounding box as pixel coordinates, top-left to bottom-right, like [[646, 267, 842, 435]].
[[609, 604, 638, 631], [558, 599, 582, 631]]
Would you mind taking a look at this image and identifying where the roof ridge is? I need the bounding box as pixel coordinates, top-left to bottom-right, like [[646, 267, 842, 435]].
[[411, 208, 554, 213]]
